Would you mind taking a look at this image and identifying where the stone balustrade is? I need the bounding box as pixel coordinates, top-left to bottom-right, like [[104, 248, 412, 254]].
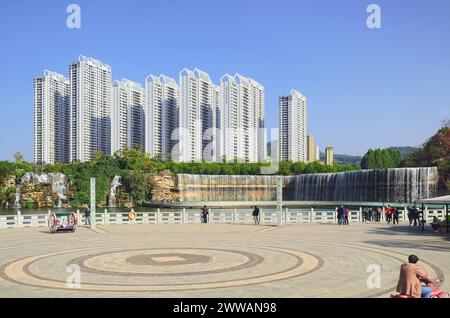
[[0, 207, 447, 229]]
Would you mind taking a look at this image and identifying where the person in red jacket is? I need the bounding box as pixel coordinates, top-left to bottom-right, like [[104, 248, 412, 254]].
[[385, 205, 393, 224]]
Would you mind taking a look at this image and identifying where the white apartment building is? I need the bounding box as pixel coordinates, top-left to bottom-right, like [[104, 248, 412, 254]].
[[279, 89, 307, 162], [69, 56, 112, 162], [145, 74, 179, 160], [211, 84, 221, 162], [220, 73, 265, 163], [112, 79, 145, 154], [179, 68, 218, 162], [33, 70, 70, 164]]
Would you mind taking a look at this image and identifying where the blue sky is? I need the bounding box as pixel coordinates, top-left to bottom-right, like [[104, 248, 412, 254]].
[[0, 0, 449, 161]]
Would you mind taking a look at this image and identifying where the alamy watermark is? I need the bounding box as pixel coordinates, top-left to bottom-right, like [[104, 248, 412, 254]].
[[66, 4, 81, 29], [366, 264, 381, 289], [366, 4, 381, 29], [66, 264, 81, 288]]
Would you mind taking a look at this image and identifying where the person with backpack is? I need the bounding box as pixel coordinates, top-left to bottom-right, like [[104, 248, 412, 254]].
[[252, 206, 260, 225]]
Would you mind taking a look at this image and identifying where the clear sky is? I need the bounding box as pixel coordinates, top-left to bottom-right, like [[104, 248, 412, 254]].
[[0, 0, 449, 161]]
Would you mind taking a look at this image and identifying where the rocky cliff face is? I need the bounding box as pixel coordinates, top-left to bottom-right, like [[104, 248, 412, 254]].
[[3, 174, 74, 209], [150, 170, 179, 202]]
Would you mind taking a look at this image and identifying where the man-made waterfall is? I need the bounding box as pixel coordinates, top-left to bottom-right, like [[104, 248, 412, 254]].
[[178, 167, 438, 203], [14, 186, 22, 209], [178, 174, 288, 202], [13, 173, 68, 208], [109, 176, 121, 207]]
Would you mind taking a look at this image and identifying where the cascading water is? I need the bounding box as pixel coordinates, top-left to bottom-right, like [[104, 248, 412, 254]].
[[178, 167, 439, 203], [13, 173, 68, 208], [108, 176, 121, 207], [51, 173, 67, 208], [14, 186, 21, 209]]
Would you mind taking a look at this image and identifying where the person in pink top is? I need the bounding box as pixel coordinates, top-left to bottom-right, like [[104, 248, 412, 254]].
[[344, 207, 350, 225]]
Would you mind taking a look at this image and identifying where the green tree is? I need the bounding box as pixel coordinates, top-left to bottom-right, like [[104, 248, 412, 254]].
[[13, 152, 24, 164]]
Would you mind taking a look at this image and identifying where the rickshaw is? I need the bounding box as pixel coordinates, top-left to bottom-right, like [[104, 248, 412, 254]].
[[48, 211, 77, 233]]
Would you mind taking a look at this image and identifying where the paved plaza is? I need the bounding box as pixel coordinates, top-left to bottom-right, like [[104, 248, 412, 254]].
[[0, 222, 449, 297]]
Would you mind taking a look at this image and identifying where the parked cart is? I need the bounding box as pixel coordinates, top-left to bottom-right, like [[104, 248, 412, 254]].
[[48, 211, 77, 233]]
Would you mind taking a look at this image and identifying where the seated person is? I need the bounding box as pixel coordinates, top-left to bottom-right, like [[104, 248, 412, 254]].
[[396, 254, 437, 298], [431, 216, 445, 232]]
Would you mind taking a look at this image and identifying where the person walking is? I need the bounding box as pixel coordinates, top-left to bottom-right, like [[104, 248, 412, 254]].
[[84, 205, 91, 226], [407, 206, 413, 226], [376, 207, 382, 222], [252, 206, 260, 225], [386, 205, 393, 224], [201, 205, 209, 223], [362, 207, 369, 222], [393, 207, 400, 225], [371, 207, 377, 222], [412, 206, 419, 227], [337, 205, 345, 225]]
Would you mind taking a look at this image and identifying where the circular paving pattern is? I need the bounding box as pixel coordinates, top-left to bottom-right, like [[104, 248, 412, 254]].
[[1, 243, 322, 292], [0, 224, 447, 297]]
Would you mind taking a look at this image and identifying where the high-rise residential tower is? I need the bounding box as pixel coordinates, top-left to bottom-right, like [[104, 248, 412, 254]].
[[220, 73, 265, 163], [145, 74, 179, 160], [307, 135, 315, 162], [315, 145, 320, 161], [279, 89, 307, 162], [112, 79, 145, 154], [34, 70, 70, 164], [179, 68, 217, 162], [325, 146, 334, 166], [69, 56, 112, 162]]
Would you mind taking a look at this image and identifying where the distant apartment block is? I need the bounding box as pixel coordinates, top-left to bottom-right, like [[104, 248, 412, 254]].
[[145, 74, 179, 159], [69, 56, 112, 162], [279, 89, 307, 162], [179, 68, 218, 162], [220, 74, 265, 163], [325, 146, 334, 166], [112, 79, 145, 154], [34, 58, 270, 164], [307, 135, 315, 162], [33, 70, 70, 164]]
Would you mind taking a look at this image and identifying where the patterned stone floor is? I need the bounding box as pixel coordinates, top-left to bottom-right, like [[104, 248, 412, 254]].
[[0, 222, 449, 297]]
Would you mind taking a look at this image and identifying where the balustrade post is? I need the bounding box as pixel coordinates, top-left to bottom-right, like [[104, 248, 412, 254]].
[[17, 210, 22, 228], [104, 209, 107, 225], [182, 208, 186, 224], [359, 207, 363, 223], [234, 208, 237, 223], [157, 208, 161, 224], [76, 209, 80, 224], [403, 206, 407, 222], [334, 207, 337, 223], [310, 208, 314, 223], [260, 208, 263, 225], [424, 206, 429, 222]]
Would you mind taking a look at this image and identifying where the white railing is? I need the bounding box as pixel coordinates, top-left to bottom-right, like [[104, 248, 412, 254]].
[[0, 208, 446, 229]]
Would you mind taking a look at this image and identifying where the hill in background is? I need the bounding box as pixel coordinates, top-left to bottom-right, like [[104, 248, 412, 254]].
[[386, 147, 418, 159]]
